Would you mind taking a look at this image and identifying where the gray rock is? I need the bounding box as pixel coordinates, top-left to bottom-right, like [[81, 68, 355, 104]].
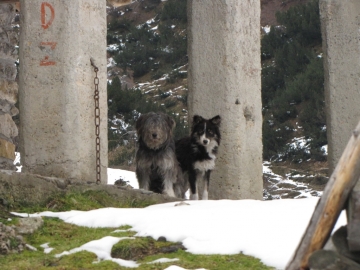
[[0, 79, 18, 103], [0, 99, 11, 114], [0, 222, 27, 255], [309, 250, 360, 270], [158, 236, 167, 242], [16, 217, 44, 234], [332, 226, 360, 263], [0, 113, 18, 139]]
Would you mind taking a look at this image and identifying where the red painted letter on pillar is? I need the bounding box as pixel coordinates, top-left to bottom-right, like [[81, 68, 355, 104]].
[[40, 42, 57, 66], [41, 2, 55, 30]]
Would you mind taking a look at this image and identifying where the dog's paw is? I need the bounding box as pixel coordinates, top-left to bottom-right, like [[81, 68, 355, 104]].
[[202, 190, 208, 200]]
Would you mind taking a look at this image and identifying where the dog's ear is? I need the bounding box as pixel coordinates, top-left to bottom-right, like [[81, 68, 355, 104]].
[[135, 113, 151, 134], [193, 115, 204, 125], [166, 115, 176, 130], [211, 115, 221, 126]]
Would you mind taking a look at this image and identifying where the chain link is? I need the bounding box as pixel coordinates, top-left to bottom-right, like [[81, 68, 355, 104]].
[[91, 59, 101, 184]]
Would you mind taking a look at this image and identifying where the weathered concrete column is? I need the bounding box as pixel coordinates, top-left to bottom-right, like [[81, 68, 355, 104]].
[[188, 0, 263, 200], [320, 0, 360, 251], [320, 0, 360, 172], [19, 0, 108, 183]]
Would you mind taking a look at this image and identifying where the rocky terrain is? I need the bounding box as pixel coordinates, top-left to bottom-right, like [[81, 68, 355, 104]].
[[263, 160, 328, 200]]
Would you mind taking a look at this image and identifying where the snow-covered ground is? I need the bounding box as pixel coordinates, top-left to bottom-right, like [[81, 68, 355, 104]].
[[12, 166, 346, 270], [107, 167, 138, 188]]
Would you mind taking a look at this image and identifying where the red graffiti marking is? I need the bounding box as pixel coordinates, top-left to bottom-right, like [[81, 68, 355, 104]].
[[40, 41, 57, 66], [40, 56, 56, 66], [40, 41, 57, 49], [41, 2, 55, 30]]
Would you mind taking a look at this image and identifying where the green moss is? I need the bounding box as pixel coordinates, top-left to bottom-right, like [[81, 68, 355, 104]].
[[12, 189, 155, 213], [138, 250, 272, 270]]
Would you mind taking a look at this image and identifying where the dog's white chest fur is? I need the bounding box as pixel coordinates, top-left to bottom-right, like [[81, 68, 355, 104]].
[[193, 140, 218, 172], [194, 158, 216, 172]]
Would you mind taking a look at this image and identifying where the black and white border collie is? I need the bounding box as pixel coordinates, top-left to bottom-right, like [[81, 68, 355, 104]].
[[175, 115, 221, 200]]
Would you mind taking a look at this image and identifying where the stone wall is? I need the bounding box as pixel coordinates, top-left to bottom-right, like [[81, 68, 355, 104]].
[[0, 3, 19, 170]]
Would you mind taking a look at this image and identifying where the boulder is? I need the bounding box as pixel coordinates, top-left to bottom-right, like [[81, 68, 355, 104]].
[[0, 113, 18, 141], [0, 170, 182, 209], [332, 226, 360, 263], [0, 79, 18, 104], [309, 250, 360, 270], [16, 217, 44, 234]]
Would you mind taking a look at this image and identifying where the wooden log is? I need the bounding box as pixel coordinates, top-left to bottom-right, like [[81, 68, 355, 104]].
[[286, 121, 360, 270], [347, 181, 360, 251]]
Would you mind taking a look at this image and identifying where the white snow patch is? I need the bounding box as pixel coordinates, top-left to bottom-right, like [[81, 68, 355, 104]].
[[40, 243, 54, 254], [262, 25, 271, 34], [147, 258, 180, 264], [13, 199, 347, 269]]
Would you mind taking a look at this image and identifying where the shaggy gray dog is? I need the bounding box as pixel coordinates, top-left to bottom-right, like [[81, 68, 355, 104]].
[[135, 112, 185, 198]]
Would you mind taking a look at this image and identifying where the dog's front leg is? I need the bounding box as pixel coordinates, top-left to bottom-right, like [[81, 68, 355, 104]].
[[162, 168, 177, 197], [202, 170, 211, 200], [136, 161, 151, 190], [156, 153, 178, 197], [163, 179, 176, 197], [189, 170, 199, 200]]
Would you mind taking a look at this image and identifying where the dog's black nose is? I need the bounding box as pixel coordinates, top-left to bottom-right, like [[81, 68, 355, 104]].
[[152, 133, 157, 139], [203, 139, 209, 145]]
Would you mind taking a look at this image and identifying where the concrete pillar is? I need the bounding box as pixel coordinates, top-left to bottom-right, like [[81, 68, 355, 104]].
[[187, 0, 263, 200], [19, 0, 107, 183], [320, 0, 360, 249], [0, 3, 19, 170], [320, 0, 360, 173]]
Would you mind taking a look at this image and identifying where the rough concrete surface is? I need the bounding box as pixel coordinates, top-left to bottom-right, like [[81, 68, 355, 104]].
[[188, 0, 263, 200], [19, 0, 108, 183], [320, 0, 360, 173]]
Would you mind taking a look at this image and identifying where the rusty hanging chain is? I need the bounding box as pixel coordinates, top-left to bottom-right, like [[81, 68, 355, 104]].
[[91, 58, 101, 184]]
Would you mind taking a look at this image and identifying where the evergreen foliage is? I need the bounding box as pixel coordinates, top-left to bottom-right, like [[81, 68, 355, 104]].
[[110, 0, 187, 79], [160, 0, 187, 22], [262, 0, 326, 162]]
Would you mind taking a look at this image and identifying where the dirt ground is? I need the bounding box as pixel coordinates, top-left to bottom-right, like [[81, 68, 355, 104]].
[[261, 0, 309, 25]]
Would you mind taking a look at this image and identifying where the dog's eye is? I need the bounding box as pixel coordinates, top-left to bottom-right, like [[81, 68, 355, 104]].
[[198, 131, 204, 135], [207, 129, 213, 135]]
